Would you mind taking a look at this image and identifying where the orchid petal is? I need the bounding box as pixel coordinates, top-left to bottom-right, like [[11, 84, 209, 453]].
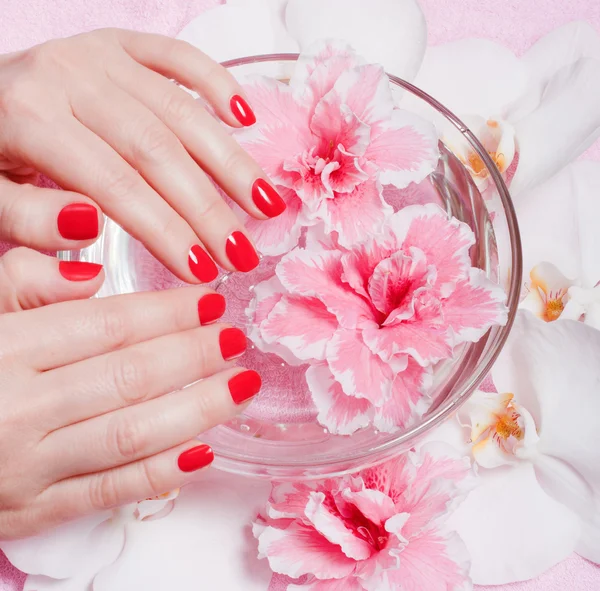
[[510, 58, 600, 195], [0, 511, 122, 580], [326, 328, 394, 404], [306, 364, 372, 435], [285, 0, 427, 80], [515, 161, 600, 288], [412, 39, 528, 116], [24, 573, 94, 591], [448, 463, 581, 585], [261, 295, 338, 362], [93, 473, 272, 591]]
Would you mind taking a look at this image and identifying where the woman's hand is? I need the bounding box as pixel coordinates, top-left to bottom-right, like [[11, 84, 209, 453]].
[[0, 28, 286, 281], [0, 270, 260, 539]]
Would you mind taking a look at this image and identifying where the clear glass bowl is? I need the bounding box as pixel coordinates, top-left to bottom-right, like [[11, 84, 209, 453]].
[[60, 55, 522, 480]]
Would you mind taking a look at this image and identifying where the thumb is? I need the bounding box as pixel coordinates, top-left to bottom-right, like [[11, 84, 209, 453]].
[[0, 247, 104, 313]]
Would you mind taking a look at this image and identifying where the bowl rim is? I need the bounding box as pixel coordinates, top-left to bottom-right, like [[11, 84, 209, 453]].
[[210, 52, 523, 476]]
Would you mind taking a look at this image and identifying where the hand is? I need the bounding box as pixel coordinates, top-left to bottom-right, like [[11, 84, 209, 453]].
[[0, 28, 286, 281], [0, 273, 260, 539]]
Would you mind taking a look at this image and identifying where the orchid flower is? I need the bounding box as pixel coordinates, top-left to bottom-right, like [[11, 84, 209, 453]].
[[430, 311, 600, 585]]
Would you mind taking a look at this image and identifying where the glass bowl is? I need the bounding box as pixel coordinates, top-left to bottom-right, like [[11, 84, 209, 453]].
[[60, 55, 522, 480]]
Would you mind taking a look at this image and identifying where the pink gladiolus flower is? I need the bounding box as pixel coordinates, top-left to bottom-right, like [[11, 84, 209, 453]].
[[248, 204, 508, 435], [254, 445, 474, 590], [233, 41, 439, 254]]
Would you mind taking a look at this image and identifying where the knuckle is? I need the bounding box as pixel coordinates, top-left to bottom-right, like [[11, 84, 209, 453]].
[[98, 308, 130, 349], [132, 121, 179, 164], [0, 248, 32, 312], [88, 472, 121, 510], [137, 460, 162, 499], [194, 191, 221, 219], [161, 91, 197, 127], [103, 168, 142, 202], [220, 147, 246, 176], [107, 352, 150, 405], [107, 414, 146, 462]]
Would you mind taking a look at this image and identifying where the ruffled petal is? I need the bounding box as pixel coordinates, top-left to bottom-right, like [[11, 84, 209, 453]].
[[285, 0, 427, 80], [448, 463, 581, 585], [306, 364, 372, 435], [261, 294, 338, 362], [341, 488, 396, 527], [510, 57, 600, 195], [326, 328, 394, 404]]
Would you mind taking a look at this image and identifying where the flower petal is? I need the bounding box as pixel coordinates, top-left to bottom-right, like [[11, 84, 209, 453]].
[[288, 576, 365, 591], [509, 58, 600, 195], [448, 463, 581, 585], [340, 239, 395, 299], [341, 488, 396, 527], [276, 249, 376, 329], [319, 181, 393, 249], [285, 0, 427, 80], [306, 364, 372, 435], [257, 522, 356, 580], [365, 109, 439, 188], [515, 160, 600, 288], [326, 328, 393, 404], [93, 473, 272, 591], [304, 492, 373, 561], [412, 39, 529, 116], [261, 295, 338, 362], [0, 511, 122, 580]]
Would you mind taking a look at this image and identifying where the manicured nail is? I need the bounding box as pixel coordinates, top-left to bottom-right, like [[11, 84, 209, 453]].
[[57, 203, 99, 240], [226, 232, 259, 272], [59, 261, 103, 282], [219, 327, 247, 361], [230, 95, 256, 127], [198, 293, 226, 325], [252, 179, 286, 218], [177, 444, 214, 473], [188, 245, 218, 283], [228, 369, 262, 405]]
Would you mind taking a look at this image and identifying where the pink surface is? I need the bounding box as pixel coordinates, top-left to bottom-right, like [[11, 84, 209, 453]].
[[0, 0, 599, 590]]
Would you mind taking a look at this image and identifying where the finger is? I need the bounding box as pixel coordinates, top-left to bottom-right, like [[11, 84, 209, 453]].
[[0, 247, 103, 313], [112, 61, 287, 229], [37, 441, 214, 526], [115, 29, 256, 128], [10, 117, 217, 284], [35, 323, 244, 431], [70, 81, 257, 272], [0, 177, 104, 250], [0, 286, 226, 370], [43, 368, 259, 481]]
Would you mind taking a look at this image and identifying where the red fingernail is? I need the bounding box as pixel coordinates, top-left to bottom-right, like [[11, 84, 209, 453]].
[[189, 245, 218, 283], [230, 95, 256, 127], [177, 444, 214, 472], [252, 179, 286, 218], [57, 203, 99, 240], [226, 232, 259, 272], [198, 293, 226, 325], [228, 369, 261, 405], [59, 261, 103, 282], [219, 327, 247, 361]]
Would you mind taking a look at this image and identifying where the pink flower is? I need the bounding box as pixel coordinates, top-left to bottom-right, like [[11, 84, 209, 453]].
[[254, 445, 474, 591], [233, 42, 438, 254], [248, 203, 508, 434]]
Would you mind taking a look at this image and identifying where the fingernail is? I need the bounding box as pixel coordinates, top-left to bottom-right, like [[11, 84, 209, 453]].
[[219, 327, 247, 361], [57, 203, 99, 240], [230, 95, 256, 127], [228, 369, 261, 405], [59, 261, 103, 282], [189, 245, 218, 283], [177, 444, 214, 472], [252, 179, 286, 218], [226, 232, 259, 272], [198, 293, 226, 325]]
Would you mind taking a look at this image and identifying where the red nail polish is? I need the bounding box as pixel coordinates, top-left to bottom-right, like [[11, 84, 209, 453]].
[[228, 370, 261, 405], [219, 327, 247, 361], [198, 293, 226, 325], [226, 232, 259, 272], [230, 95, 256, 126], [59, 261, 103, 282], [57, 203, 99, 240], [188, 245, 218, 283], [252, 179, 286, 218], [177, 445, 214, 472]]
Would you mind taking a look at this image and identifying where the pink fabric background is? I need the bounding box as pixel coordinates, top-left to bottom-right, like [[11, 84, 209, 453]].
[[0, 0, 599, 589]]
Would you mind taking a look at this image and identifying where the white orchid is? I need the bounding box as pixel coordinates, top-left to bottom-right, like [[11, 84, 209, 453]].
[[429, 311, 600, 584]]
